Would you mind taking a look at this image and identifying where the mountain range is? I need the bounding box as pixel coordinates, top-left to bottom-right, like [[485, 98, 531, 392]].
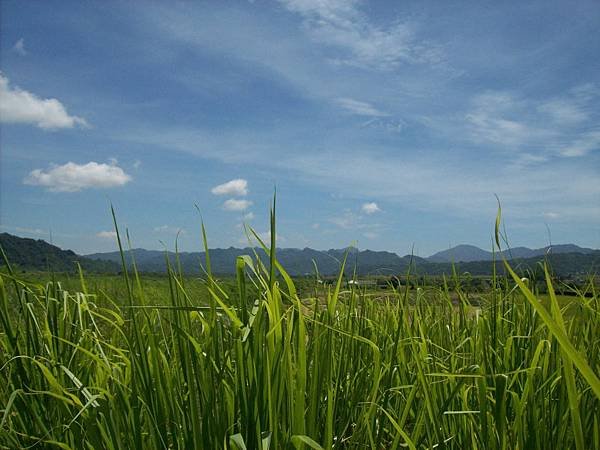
[[1, 232, 598, 277], [85, 244, 600, 277], [427, 243, 597, 263]]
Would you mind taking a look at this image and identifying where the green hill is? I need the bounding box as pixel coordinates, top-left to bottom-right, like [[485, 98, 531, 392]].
[[0, 233, 119, 273]]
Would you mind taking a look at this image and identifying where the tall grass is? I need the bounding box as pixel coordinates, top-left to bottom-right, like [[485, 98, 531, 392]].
[[1, 205, 599, 449]]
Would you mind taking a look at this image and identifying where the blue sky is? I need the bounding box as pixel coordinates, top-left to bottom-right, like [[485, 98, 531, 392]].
[[1, 0, 599, 256]]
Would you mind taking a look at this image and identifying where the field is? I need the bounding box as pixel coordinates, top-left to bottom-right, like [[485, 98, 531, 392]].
[[1, 222, 600, 449]]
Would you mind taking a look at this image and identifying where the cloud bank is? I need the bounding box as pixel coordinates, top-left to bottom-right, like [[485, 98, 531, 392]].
[[24, 161, 132, 192], [0, 73, 88, 130], [96, 231, 117, 239], [223, 198, 253, 211], [211, 178, 248, 196]]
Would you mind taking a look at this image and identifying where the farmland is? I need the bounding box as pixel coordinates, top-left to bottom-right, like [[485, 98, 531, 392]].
[[3, 1, 600, 448], [1, 221, 599, 449]]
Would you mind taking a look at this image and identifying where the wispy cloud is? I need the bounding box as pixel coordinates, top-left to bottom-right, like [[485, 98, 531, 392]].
[[328, 208, 384, 241], [24, 161, 132, 192], [211, 178, 248, 196], [510, 153, 549, 169], [12, 38, 27, 56], [223, 198, 252, 211], [15, 226, 45, 235], [153, 225, 186, 235], [538, 84, 599, 125], [279, 0, 441, 70], [1, 225, 46, 235], [465, 92, 551, 148], [360, 117, 404, 133], [542, 212, 560, 220], [329, 210, 358, 229], [136, 2, 448, 139], [537, 99, 588, 125], [282, 150, 600, 223], [559, 130, 600, 157], [361, 202, 381, 214], [0, 73, 88, 130], [96, 231, 117, 239], [465, 86, 600, 159], [0, 225, 81, 239], [336, 97, 388, 117], [4, 2, 597, 253]]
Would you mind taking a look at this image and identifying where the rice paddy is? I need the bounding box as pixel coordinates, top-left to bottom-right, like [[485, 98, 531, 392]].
[[1, 209, 599, 449]]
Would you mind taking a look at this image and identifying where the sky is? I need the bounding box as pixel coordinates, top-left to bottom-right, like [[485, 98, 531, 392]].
[[1, 0, 599, 257]]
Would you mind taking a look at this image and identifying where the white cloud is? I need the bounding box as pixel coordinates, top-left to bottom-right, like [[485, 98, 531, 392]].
[[361, 202, 381, 214], [542, 212, 560, 220], [538, 84, 598, 125], [329, 208, 383, 237], [243, 212, 255, 221], [15, 226, 45, 235], [330, 210, 359, 229], [96, 231, 117, 239], [559, 131, 600, 157], [466, 88, 600, 160], [223, 198, 253, 211], [336, 97, 388, 117], [538, 99, 588, 125], [24, 161, 132, 192], [133, 159, 142, 169], [512, 153, 548, 167], [0, 225, 55, 237], [154, 225, 186, 234], [466, 112, 531, 147], [279, 0, 441, 69], [100, 8, 600, 238], [282, 149, 600, 224], [311, 222, 320, 229], [360, 117, 404, 133], [465, 92, 549, 148], [0, 73, 88, 129], [211, 178, 248, 196], [12, 38, 27, 56]]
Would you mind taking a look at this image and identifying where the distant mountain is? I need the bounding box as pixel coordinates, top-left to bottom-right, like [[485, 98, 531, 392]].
[[2, 232, 598, 277], [0, 233, 119, 272], [427, 244, 596, 263], [87, 244, 599, 277], [86, 246, 426, 276], [428, 245, 492, 263], [421, 252, 600, 277]]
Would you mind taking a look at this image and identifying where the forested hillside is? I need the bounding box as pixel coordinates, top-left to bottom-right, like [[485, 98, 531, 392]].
[[0, 233, 119, 272]]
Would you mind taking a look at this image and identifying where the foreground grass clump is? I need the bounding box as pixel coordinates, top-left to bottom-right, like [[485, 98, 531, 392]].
[[1, 225, 599, 449]]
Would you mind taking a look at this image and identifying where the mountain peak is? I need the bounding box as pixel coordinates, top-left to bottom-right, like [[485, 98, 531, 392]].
[[427, 244, 492, 263]]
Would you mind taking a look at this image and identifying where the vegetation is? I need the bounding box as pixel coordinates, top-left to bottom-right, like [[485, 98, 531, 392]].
[[1, 208, 599, 449]]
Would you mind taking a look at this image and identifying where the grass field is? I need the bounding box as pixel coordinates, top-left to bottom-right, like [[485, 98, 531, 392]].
[[1, 214, 599, 449]]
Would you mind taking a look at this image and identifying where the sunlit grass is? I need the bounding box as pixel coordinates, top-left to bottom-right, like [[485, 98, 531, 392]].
[[0, 203, 599, 449]]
